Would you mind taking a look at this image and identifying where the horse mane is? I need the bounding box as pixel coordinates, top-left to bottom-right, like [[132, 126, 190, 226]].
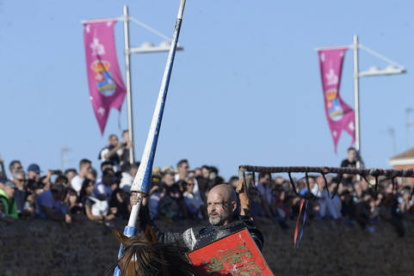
[[108, 228, 196, 276]]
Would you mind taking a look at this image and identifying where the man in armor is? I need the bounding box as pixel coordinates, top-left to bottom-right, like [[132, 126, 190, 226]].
[[131, 183, 264, 252]]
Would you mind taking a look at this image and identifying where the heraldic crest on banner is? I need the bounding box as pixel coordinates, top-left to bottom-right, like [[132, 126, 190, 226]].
[[91, 59, 117, 97]]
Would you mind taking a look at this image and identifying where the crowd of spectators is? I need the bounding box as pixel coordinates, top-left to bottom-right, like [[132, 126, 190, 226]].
[[1, 134, 413, 236], [244, 147, 414, 236]]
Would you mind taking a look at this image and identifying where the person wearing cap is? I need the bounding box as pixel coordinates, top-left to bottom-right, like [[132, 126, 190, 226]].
[[27, 163, 41, 183], [0, 180, 18, 219]]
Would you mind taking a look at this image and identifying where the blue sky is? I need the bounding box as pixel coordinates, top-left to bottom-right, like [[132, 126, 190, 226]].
[[0, 0, 413, 179]]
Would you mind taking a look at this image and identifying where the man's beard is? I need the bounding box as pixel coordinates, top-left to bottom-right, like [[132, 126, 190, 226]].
[[208, 212, 227, 226], [209, 215, 225, 226]]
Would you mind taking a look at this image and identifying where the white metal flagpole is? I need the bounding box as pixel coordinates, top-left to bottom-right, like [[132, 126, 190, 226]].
[[123, 5, 136, 164], [353, 35, 361, 169], [112, 9, 136, 276]]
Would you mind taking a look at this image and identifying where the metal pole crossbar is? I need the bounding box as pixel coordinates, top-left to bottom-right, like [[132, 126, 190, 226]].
[[239, 165, 413, 200], [239, 165, 414, 178]]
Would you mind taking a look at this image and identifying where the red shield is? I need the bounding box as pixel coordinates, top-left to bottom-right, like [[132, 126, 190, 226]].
[[187, 229, 274, 276]]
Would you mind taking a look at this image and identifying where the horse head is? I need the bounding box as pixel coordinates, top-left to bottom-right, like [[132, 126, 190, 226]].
[[109, 227, 195, 276]]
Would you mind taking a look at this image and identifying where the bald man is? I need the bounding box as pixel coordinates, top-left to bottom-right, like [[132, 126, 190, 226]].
[[131, 184, 264, 252], [206, 184, 238, 226]]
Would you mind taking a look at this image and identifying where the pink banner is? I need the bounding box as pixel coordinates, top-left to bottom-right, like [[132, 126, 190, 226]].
[[318, 48, 355, 153], [83, 20, 126, 135]]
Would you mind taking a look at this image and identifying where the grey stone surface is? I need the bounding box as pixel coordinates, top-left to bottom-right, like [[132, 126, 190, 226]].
[[0, 218, 412, 276]]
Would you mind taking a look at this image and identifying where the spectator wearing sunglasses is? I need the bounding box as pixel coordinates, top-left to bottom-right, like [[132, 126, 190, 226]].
[[8, 160, 23, 181], [12, 169, 27, 215], [183, 178, 203, 218]]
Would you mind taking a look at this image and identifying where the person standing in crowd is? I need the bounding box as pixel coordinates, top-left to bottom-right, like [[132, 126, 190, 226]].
[[147, 167, 168, 218], [340, 147, 364, 186], [158, 169, 186, 219], [109, 188, 130, 220], [55, 175, 70, 188], [256, 172, 273, 218], [67, 188, 83, 216], [36, 184, 71, 224], [175, 159, 190, 182], [81, 178, 115, 222], [0, 178, 5, 190], [99, 134, 128, 171], [0, 180, 19, 220], [41, 169, 62, 191], [341, 147, 357, 167], [0, 158, 6, 179], [80, 179, 95, 205], [175, 159, 204, 208], [64, 168, 77, 184], [93, 168, 116, 203], [0, 160, 6, 190], [271, 185, 290, 229], [8, 160, 22, 181], [12, 168, 27, 216], [100, 161, 114, 175], [87, 168, 98, 185], [201, 165, 210, 180], [194, 167, 202, 177], [27, 164, 41, 183], [297, 177, 318, 197], [195, 165, 210, 204], [183, 178, 203, 218], [228, 176, 239, 190], [208, 166, 225, 189], [147, 167, 169, 218], [119, 130, 133, 168], [119, 162, 140, 192], [318, 181, 342, 220], [399, 186, 413, 214], [245, 173, 261, 217], [71, 159, 92, 194], [27, 164, 51, 193]]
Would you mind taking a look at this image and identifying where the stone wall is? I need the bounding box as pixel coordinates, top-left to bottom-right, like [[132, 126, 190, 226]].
[[0, 218, 413, 276]]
